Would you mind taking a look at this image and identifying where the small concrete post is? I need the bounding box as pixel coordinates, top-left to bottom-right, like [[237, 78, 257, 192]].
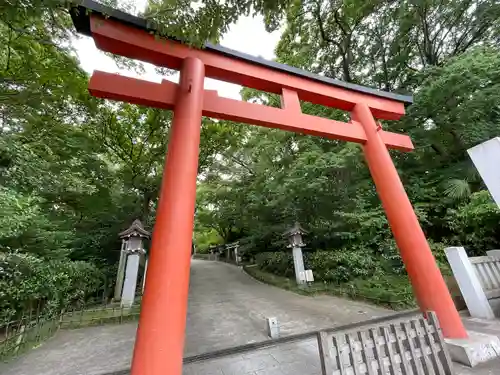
[[266, 317, 280, 339], [445, 246, 494, 319], [118, 220, 151, 308], [114, 239, 127, 301], [284, 222, 308, 285]]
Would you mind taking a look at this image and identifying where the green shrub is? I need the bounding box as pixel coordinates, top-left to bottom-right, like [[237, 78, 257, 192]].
[[255, 249, 376, 283], [376, 239, 405, 275], [343, 274, 416, 309], [307, 250, 376, 283], [0, 251, 104, 323], [255, 252, 295, 277], [445, 191, 500, 254]]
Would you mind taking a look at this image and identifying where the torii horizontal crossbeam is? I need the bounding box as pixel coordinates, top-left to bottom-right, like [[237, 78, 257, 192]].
[[79, 13, 411, 121], [89, 71, 414, 152]]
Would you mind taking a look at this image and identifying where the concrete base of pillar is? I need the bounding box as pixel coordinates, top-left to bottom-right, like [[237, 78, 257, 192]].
[[445, 331, 500, 367]]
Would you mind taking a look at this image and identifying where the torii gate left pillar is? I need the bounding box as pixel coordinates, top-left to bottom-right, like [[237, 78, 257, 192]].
[[70, 4, 467, 375], [130, 57, 204, 375]]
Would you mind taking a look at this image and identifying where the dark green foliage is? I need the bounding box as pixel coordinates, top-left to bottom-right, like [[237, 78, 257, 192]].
[[307, 250, 376, 283], [2, 0, 500, 317], [255, 250, 376, 284], [255, 252, 295, 278], [341, 276, 416, 310], [445, 191, 500, 255], [0, 252, 104, 323], [0, 1, 238, 319]]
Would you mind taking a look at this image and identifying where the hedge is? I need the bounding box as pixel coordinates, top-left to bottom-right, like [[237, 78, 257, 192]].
[[0, 251, 104, 324], [255, 250, 377, 284]]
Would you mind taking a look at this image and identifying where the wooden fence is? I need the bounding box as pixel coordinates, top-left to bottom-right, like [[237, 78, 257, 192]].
[[0, 302, 141, 361]]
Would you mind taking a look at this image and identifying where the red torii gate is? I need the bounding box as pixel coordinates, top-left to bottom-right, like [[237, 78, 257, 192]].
[[71, 2, 467, 374]]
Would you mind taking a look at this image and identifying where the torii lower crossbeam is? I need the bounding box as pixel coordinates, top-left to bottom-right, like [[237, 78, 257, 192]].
[[89, 71, 414, 151]]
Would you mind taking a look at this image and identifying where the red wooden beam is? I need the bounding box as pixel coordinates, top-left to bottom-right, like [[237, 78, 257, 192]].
[[89, 71, 414, 151], [89, 15, 406, 121]]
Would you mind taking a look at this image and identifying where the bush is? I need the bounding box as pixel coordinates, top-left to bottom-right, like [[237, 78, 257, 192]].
[[343, 274, 416, 309], [374, 238, 451, 276], [255, 249, 376, 284], [255, 252, 295, 278], [307, 250, 376, 283], [0, 251, 104, 323], [445, 191, 500, 254]]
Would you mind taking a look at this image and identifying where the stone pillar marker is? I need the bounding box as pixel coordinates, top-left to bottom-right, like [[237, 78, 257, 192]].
[[114, 239, 127, 301], [118, 220, 151, 307], [122, 248, 141, 308], [284, 222, 308, 285]]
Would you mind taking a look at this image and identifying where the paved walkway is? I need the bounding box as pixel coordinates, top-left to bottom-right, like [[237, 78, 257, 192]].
[[1, 260, 499, 374], [1, 260, 391, 375], [184, 260, 391, 354]]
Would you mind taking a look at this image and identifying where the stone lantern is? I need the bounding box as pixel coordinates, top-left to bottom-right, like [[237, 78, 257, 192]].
[[284, 222, 308, 285], [115, 219, 151, 307]]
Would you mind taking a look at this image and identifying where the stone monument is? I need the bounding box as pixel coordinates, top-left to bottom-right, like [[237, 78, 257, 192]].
[[115, 219, 151, 307], [284, 222, 308, 285]]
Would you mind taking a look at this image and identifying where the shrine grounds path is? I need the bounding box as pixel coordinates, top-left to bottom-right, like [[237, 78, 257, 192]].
[[1, 259, 499, 375]]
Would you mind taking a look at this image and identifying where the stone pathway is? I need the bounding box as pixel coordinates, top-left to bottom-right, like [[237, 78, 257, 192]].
[[1, 260, 499, 374], [0, 260, 390, 375], [184, 260, 391, 355], [184, 338, 322, 375]]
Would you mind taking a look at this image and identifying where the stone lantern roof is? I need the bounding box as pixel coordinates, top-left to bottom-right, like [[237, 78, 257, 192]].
[[119, 219, 151, 239], [283, 222, 308, 237]]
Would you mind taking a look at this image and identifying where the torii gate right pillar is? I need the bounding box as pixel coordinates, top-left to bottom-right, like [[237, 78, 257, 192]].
[[353, 103, 467, 339]]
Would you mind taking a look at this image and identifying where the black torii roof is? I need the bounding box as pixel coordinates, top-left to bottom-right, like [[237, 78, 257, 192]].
[[70, 0, 413, 106]]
